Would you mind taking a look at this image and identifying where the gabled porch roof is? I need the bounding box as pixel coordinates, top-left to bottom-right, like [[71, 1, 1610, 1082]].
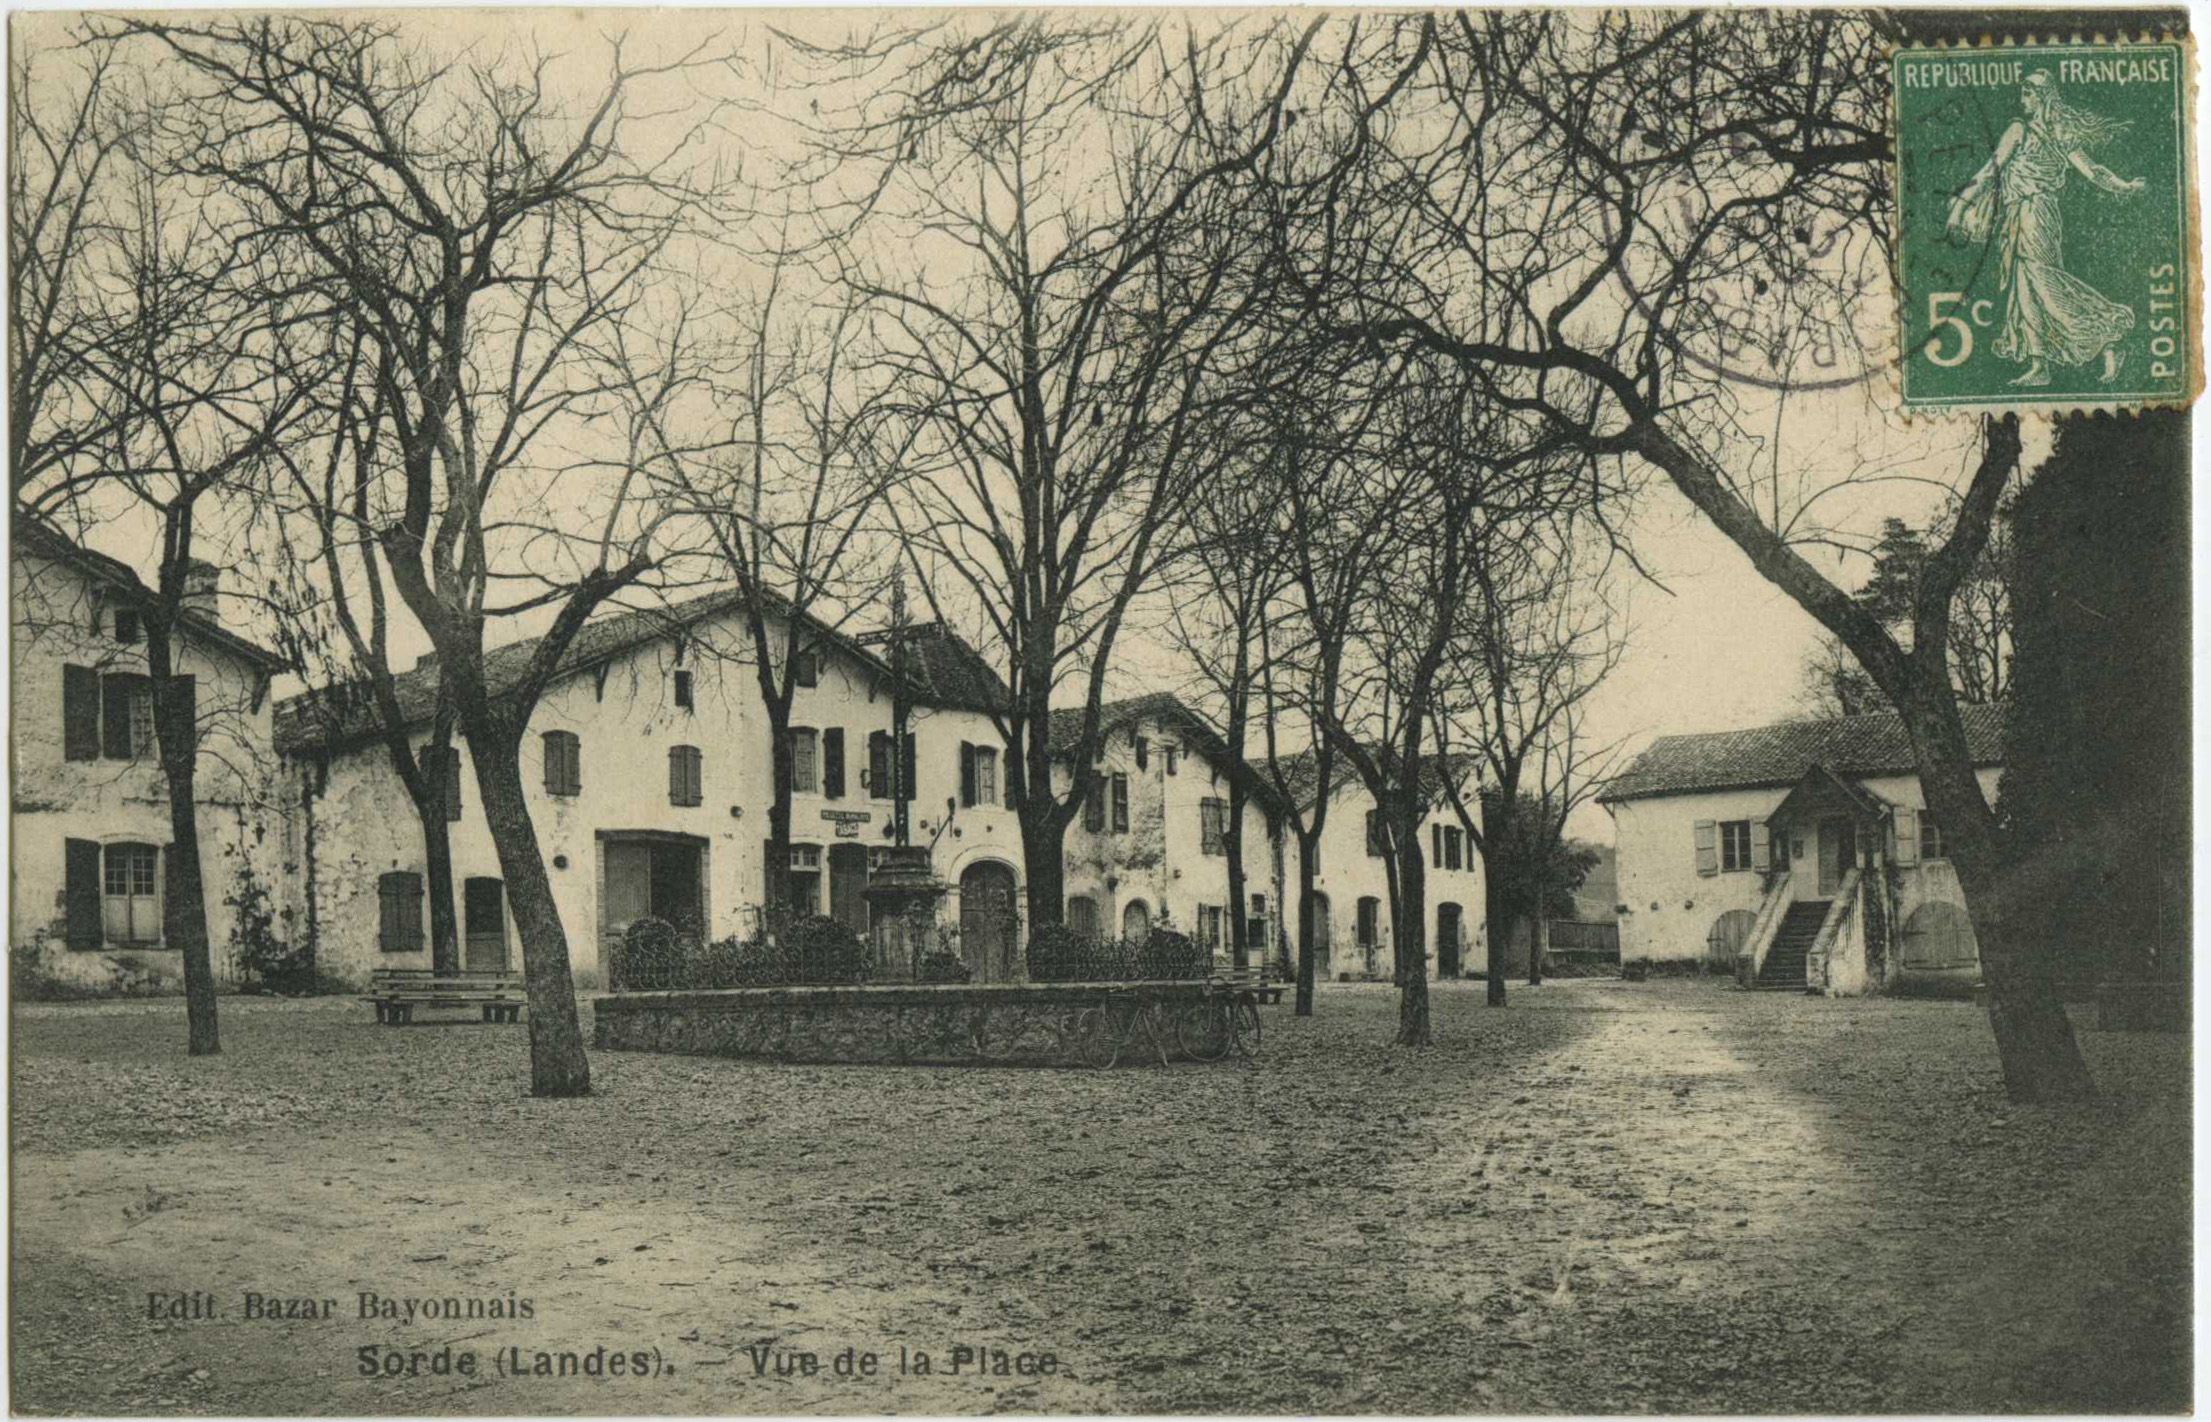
[[1762, 762, 1893, 829]]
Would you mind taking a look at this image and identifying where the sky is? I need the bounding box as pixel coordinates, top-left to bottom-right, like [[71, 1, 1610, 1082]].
[[13, 8, 2055, 849]]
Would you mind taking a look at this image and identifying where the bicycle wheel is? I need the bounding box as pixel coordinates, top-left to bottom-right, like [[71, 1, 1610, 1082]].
[[1230, 993, 1262, 1058], [1177, 1001, 1234, 1062], [1072, 1007, 1119, 1070]]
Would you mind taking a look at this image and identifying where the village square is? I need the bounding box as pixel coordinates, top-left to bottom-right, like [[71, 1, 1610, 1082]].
[[8, 7, 2193, 1416]]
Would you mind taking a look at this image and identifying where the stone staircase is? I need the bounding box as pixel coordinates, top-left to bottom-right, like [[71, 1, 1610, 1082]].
[[1755, 902, 1830, 991]]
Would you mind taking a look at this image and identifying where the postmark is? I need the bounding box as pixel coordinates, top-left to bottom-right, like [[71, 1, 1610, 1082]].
[[1893, 38, 2198, 414]]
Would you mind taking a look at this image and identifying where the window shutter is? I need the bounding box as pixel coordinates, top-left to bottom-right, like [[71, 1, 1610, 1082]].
[[64, 838, 101, 950], [669, 746, 683, 804], [1892, 807, 1919, 866], [543, 732, 561, 793], [1750, 821, 1771, 872], [102, 675, 137, 759], [959, 742, 977, 808], [1084, 782, 1105, 832], [1113, 774, 1129, 833], [443, 748, 463, 821], [902, 732, 916, 802], [869, 732, 891, 800], [823, 729, 845, 799], [1432, 824, 1443, 869], [1693, 819, 1718, 877], [62, 664, 100, 761], [567, 735, 582, 795], [690, 747, 704, 805]]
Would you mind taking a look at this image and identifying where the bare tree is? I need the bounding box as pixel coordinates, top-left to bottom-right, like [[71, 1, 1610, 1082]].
[[788, 16, 1317, 930], [1275, 11, 2091, 1099], [111, 15, 734, 1094]]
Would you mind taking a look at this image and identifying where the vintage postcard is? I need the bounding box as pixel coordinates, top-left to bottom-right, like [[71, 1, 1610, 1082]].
[[7, 6, 2195, 1418]]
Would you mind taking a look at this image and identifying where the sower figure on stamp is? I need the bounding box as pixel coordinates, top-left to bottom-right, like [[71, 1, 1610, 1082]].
[[1947, 69, 2147, 387]]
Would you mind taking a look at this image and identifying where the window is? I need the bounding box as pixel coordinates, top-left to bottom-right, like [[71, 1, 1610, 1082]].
[[1164, 745, 1179, 775], [794, 651, 819, 688], [901, 732, 916, 802], [1198, 905, 1225, 952], [378, 871, 425, 952], [1112, 774, 1130, 833], [542, 730, 581, 796], [1365, 809, 1386, 858], [823, 728, 846, 800], [961, 742, 997, 808], [114, 608, 141, 644], [1200, 797, 1227, 855], [673, 668, 694, 710], [1247, 893, 1269, 955], [790, 728, 818, 794], [62, 664, 99, 761], [1719, 819, 1753, 872], [1445, 827, 1463, 871], [440, 746, 463, 822], [1356, 896, 1381, 948], [1920, 816, 1946, 861], [101, 673, 154, 760], [1067, 895, 1099, 939], [1084, 781, 1106, 832], [1135, 737, 1149, 770], [1432, 823, 1443, 868], [669, 744, 703, 806], [102, 842, 161, 946]]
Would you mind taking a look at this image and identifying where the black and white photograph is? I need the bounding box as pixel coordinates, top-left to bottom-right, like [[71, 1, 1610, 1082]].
[[5, 6, 2194, 1415]]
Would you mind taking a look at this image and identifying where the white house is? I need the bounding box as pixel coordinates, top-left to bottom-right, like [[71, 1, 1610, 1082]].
[[1049, 693, 1289, 967], [274, 595, 1024, 986], [1273, 751, 1488, 982], [1599, 705, 2002, 994], [11, 517, 293, 989]]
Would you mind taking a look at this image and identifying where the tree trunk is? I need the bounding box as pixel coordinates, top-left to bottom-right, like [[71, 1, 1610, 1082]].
[[469, 732, 592, 1098], [1897, 686, 2094, 1102], [421, 806, 460, 976], [764, 704, 794, 922], [1294, 832, 1319, 1017], [1022, 812, 1066, 937], [1530, 913, 1549, 987], [1225, 781, 1249, 968], [1392, 832, 1431, 1046], [150, 648, 218, 1055], [1484, 897, 1512, 1007]]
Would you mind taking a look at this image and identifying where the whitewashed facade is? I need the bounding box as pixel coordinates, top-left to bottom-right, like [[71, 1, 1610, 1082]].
[[1288, 763, 1488, 982], [11, 520, 293, 989], [1600, 706, 2004, 994]]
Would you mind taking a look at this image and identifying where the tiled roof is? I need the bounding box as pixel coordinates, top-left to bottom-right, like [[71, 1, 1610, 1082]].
[[1047, 692, 1286, 814], [14, 515, 288, 672], [854, 622, 1009, 714], [1596, 703, 2007, 805], [275, 592, 991, 756]]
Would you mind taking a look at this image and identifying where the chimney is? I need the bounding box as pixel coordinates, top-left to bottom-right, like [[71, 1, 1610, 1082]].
[[181, 558, 221, 621]]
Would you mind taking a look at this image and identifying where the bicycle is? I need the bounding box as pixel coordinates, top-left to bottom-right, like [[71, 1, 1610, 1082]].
[[1174, 978, 1263, 1063], [1070, 988, 1176, 1069]]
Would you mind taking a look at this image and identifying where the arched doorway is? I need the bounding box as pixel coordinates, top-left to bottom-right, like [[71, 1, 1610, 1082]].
[[958, 861, 1019, 982], [1436, 903, 1463, 978], [1901, 901, 1979, 970], [1705, 909, 1759, 970], [1121, 899, 1151, 943]]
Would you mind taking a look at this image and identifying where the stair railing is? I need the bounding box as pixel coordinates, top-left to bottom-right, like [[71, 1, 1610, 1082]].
[[1803, 868, 1861, 992], [1743, 873, 1794, 980]]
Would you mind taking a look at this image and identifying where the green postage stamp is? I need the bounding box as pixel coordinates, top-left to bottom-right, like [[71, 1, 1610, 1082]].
[[1893, 40, 2198, 413]]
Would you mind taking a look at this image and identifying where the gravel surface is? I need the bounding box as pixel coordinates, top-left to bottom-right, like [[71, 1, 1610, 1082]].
[[10, 979, 2189, 1414]]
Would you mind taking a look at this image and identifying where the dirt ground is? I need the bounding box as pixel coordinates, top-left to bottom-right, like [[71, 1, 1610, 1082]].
[[9, 978, 2191, 1415]]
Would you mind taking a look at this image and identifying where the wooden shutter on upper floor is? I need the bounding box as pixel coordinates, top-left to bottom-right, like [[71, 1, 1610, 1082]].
[[1750, 822, 1772, 873], [823, 728, 845, 799], [64, 838, 102, 949], [1432, 824, 1443, 868], [1891, 807, 1919, 866], [1693, 819, 1718, 876], [1084, 781, 1105, 832], [62, 664, 100, 761], [959, 742, 977, 808], [868, 731, 891, 800]]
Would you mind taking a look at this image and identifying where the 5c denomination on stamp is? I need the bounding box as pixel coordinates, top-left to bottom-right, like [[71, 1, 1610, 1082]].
[[1894, 38, 2197, 414]]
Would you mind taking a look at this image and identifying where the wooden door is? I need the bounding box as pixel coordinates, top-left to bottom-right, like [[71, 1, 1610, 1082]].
[[463, 877, 508, 971], [1437, 903, 1462, 977], [1817, 819, 1853, 898], [829, 844, 869, 938], [602, 842, 652, 958], [960, 862, 1017, 982], [1311, 892, 1332, 975]]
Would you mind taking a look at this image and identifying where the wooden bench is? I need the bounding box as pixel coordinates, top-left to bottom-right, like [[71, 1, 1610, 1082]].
[[1217, 969, 1286, 1005], [363, 969, 525, 1025]]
